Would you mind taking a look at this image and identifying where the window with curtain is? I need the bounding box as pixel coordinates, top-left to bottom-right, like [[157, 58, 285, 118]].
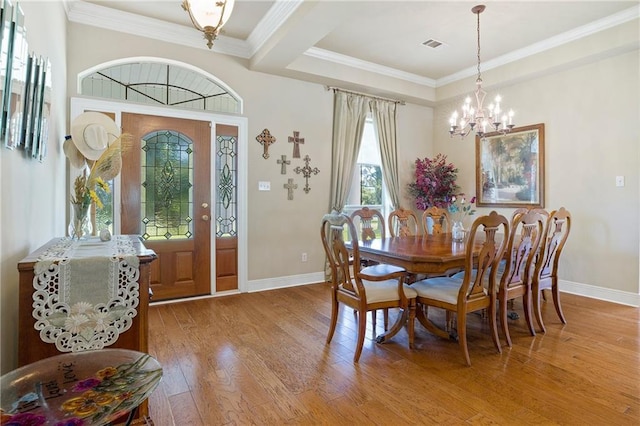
[[344, 117, 389, 217]]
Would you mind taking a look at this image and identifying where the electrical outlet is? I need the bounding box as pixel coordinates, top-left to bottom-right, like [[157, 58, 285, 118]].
[[615, 176, 625, 187], [301, 252, 308, 262], [258, 181, 271, 191]]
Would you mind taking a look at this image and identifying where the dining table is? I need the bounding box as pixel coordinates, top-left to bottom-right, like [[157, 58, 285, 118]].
[[357, 233, 482, 275], [357, 233, 484, 341]]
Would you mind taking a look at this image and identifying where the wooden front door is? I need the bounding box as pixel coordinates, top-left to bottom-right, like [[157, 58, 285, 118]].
[[121, 113, 211, 301]]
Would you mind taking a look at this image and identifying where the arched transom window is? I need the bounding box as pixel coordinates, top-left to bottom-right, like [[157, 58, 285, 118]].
[[80, 60, 241, 114]]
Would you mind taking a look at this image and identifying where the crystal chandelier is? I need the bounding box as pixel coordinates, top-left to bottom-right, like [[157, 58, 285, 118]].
[[182, 0, 235, 49], [449, 5, 514, 138]]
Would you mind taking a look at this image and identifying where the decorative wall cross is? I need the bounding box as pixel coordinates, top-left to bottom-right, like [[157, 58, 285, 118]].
[[277, 155, 290, 174], [256, 128, 276, 159], [284, 178, 298, 200], [294, 155, 320, 194], [288, 131, 305, 158]]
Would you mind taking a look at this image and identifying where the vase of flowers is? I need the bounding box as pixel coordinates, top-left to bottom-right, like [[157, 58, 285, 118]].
[[68, 169, 109, 239], [67, 135, 130, 239], [408, 154, 459, 210], [448, 194, 476, 242], [68, 200, 93, 240]]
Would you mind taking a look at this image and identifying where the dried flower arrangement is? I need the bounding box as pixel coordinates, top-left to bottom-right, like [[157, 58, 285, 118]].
[[407, 153, 460, 210]]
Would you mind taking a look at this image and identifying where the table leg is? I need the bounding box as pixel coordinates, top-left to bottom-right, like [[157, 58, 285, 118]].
[[416, 307, 454, 340], [375, 308, 407, 343]]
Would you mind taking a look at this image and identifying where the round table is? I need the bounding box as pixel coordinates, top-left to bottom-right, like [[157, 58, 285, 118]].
[[1, 349, 162, 425]]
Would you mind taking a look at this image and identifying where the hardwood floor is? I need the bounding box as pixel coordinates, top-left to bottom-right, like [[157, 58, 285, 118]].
[[147, 283, 639, 425]]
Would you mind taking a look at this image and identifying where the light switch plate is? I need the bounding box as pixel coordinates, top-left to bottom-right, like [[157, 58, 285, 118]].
[[615, 176, 625, 187], [258, 181, 271, 191]]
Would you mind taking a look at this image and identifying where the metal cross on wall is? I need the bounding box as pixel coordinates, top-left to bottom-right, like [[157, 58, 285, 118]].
[[293, 155, 320, 194], [256, 128, 276, 159], [284, 178, 298, 200], [288, 131, 305, 158], [277, 155, 290, 174]]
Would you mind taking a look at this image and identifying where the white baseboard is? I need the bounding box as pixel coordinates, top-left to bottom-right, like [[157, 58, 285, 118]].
[[247, 272, 326, 293], [559, 279, 639, 307], [247, 274, 639, 307]]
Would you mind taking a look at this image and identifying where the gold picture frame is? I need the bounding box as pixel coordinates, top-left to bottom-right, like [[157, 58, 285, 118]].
[[475, 123, 545, 208]]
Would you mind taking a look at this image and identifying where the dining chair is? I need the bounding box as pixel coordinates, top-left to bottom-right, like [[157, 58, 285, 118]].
[[321, 211, 416, 362], [531, 207, 572, 333], [421, 206, 452, 235], [502, 207, 533, 313], [510, 207, 530, 225], [350, 207, 389, 326], [388, 208, 422, 285], [422, 206, 460, 280], [497, 210, 545, 347], [350, 207, 386, 242], [388, 208, 419, 237], [411, 211, 509, 366]]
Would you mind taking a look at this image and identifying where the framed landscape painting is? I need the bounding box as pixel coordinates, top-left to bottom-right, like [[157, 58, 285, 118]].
[[475, 123, 545, 208]]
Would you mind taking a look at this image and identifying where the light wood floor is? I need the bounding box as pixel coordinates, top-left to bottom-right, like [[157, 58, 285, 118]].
[[146, 283, 639, 425]]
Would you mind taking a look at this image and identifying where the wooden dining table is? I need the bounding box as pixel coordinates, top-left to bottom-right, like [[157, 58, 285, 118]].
[[357, 233, 484, 341], [357, 233, 482, 275]]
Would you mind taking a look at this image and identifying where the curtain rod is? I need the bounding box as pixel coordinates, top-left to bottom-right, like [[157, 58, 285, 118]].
[[325, 86, 406, 105]]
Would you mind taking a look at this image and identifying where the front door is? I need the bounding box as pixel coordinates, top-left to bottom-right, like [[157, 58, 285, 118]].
[[121, 113, 211, 301]]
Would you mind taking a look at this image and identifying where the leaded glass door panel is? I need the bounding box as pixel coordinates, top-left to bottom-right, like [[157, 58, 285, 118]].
[[214, 124, 238, 292], [121, 113, 211, 301]]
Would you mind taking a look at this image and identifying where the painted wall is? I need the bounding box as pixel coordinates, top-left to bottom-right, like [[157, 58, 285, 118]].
[[0, 1, 67, 373], [433, 31, 639, 301]]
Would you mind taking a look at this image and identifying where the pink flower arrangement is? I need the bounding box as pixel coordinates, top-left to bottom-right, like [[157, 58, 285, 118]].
[[408, 154, 460, 210]]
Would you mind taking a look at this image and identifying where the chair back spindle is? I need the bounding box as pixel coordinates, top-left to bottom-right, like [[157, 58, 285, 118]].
[[350, 207, 385, 242], [422, 206, 452, 235], [388, 208, 419, 237]]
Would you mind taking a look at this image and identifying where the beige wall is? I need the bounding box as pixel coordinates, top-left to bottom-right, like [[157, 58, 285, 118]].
[[0, 1, 68, 373], [434, 37, 639, 298], [2, 5, 636, 374]]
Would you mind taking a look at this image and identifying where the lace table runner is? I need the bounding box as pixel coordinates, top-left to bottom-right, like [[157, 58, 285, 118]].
[[32, 236, 140, 352]]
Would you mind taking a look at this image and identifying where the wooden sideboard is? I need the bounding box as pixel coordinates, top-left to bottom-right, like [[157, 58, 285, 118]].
[[16, 235, 157, 421], [17, 235, 157, 366]]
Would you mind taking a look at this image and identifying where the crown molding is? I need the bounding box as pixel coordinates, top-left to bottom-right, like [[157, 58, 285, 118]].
[[66, 1, 251, 58], [437, 4, 640, 87], [304, 47, 437, 88]]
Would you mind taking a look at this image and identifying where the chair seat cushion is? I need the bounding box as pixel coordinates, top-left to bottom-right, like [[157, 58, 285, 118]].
[[360, 263, 405, 276], [411, 276, 463, 305], [342, 280, 417, 304]]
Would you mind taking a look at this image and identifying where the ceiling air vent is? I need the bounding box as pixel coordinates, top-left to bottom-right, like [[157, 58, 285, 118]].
[[422, 39, 443, 49]]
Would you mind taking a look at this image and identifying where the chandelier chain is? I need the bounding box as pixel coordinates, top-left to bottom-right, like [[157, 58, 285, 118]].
[[476, 9, 481, 81]]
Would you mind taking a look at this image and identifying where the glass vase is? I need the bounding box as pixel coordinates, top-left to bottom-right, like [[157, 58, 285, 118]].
[[68, 202, 92, 240], [452, 220, 465, 242]]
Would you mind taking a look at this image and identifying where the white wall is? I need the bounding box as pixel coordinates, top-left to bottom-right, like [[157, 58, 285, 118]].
[[0, 1, 67, 373]]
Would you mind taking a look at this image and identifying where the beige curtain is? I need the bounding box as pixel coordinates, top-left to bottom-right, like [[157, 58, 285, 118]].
[[328, 91, 369, 212], [370, 98, 401, 210]]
